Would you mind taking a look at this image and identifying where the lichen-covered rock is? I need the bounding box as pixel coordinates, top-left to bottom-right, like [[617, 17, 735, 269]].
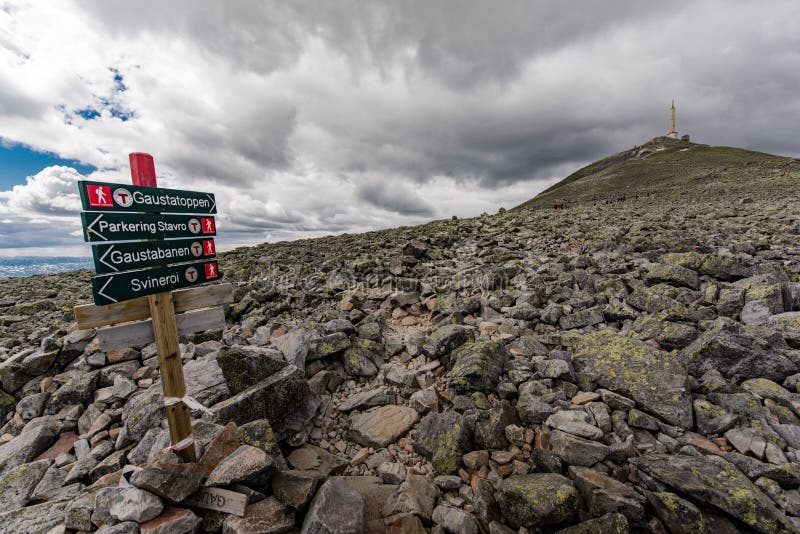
[[496, 473, 579, 528], [447, 341, 507, 393], [0, 458, 50, 511], [0, 424, 57, 478], [629, 314, 699, 350], [211, 364, 310, 427], [568, 466, 644, 521], [43, 370, 99, 415], [681, 320, 797, 381], [307, 331, 351, 360], [413, 411, 472, 475], [554, 513, 629, 534], [216, 345, 286, 394], [643, 491, 707, 534], [341, 346, 379, 377], [631, 453, 796, 534], [573, 330, 693, 428], [422, 324, 474, 358]]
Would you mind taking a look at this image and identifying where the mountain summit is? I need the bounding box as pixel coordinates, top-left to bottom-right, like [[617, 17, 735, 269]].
[[2, 137, 800, 532], [516, 137, 798, 210]]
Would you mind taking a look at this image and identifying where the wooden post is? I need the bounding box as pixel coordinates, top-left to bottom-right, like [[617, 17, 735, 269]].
[[130, 153, 197, 462]]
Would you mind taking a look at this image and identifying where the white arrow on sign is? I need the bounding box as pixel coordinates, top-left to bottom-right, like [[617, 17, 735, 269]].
[[206, 193, 216, 213], [98, 245, 118, 272], [97, 276, 117, 303], [86, 214, 108, 241]]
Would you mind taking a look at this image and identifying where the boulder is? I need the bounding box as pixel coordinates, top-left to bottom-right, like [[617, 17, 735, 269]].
[[644, 491, 707, 534], [422, 324, 474, 358], [383, 474, 440, 520], [92, 486, 164, 525], [447, 341, 507, 393], [0, 424, 57, 478], [139, 507, 201, 534], [348, 405, 419, 448], [549, 430, 610, 467], [631, 453, 796, 533], [216, 345, 286, 394], [414, 411, 472, 475], [0, 458, 50, 511], [681, 320, 797, 381], [300, 478, 365, 534], [211, 365, 310, 428], [130, 461, 205, 503], [573, 331, 693, 428], [496, 473, 579, 528], [431, 505, 480, 534], [568, 466, 644, 521], [206, 445, 275, 486], [223, 496, 294, 534]]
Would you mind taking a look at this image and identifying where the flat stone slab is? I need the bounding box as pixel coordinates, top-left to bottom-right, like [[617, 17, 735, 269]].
[[573, 330, 693, 428], [349, 405, 419, 448], [631, 453, 796, 534]]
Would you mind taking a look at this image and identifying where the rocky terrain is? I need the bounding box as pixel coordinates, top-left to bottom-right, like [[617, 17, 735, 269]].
[[1, 137, 800, 533]]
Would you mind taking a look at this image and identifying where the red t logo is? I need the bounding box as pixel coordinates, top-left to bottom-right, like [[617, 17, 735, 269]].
[[87, 185, 113, 207], [203, 239, 215, 255], [205, 262, 218, 279], [201, 218, 216, 234]]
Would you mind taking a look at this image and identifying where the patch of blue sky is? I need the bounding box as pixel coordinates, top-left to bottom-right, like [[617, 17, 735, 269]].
[[0, 140, 96, 189]]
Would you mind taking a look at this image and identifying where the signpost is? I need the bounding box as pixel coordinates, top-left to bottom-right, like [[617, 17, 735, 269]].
[[81, 212, 216, 242], [91, 259, 220, 305], [79, 179, 216, 214], [92, 238, 216, 274], [74, 152, 229, 462]]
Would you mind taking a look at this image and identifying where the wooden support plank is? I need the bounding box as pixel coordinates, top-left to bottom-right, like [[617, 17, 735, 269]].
[[75, 283, 233, 329], [149, 290, 196, 462], [96, 307, 226, 352], [185, 487, 247, 516]]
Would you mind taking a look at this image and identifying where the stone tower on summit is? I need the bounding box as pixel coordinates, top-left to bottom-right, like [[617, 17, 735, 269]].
[[667, 100, 678, 139]]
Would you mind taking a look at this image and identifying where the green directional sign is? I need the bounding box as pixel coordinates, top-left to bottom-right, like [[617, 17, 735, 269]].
[[91, 260, 222, 306], [92, 238, 217, 274], [81, 212, 216, 242], [79, 180, 216, 214]]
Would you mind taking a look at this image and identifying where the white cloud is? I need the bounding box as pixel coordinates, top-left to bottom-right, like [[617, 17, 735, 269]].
[[0, 0, 799, 255]]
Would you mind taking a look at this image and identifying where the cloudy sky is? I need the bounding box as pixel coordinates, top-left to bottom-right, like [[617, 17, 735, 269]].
[[1, 1, 798, 257]]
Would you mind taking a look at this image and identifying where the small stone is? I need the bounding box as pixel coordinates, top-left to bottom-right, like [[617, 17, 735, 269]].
[[378, 462, 407, 485], [571, 391, 601, 405]]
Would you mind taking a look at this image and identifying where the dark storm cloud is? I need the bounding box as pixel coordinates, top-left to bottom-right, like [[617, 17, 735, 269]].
[[1, 1, 799, 254], [71, 1, 800, 192], [356, 181, 435, 216]]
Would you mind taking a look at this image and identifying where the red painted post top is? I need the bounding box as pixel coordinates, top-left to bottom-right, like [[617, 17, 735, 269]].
[[130, 152, 157, 187]]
